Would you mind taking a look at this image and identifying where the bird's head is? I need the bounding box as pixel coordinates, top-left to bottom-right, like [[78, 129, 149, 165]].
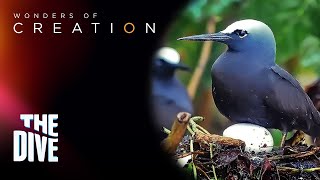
[[152, 47, 190, 77], [178, 19, 276, 54]]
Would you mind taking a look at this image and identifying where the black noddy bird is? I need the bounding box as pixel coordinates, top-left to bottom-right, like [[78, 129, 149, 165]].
[[151, 47, 194, 133], [178, 19, 320, 146]]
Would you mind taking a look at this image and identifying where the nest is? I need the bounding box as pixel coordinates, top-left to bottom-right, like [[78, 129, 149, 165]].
[[161, 112, 320, 180]]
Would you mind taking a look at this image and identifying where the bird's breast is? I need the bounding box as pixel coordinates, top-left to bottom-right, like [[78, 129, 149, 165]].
[[212, 58, 265, 92], [211, 56, 270, 124]]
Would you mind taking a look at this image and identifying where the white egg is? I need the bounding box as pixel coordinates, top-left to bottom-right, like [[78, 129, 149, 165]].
[[223, 123, 274, 153]]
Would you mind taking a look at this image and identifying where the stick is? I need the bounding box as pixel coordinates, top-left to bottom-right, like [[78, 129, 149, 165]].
[[268, 147, 320, 161], [277, 166, 320, 174], [190, 139, 198, 180], [210, 143, 218, 180], [187, 16, 216, 99], [161, 112, 191, 154], [174, 151, 205, 159], [194, 132, 245, 149], [196, 166, 211, 180]]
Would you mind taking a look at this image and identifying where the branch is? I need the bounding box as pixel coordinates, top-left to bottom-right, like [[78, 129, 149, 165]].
[[187, 16, 216, 100], [194, 132, 245, 149], [161, 112, 191, 154], [268, 147, 320, 161], [277, 166, 320, 174]]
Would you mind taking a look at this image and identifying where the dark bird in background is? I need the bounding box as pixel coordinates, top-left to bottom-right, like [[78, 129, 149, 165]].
[[151, 47, 194, 134], [306, 79, 320, 111], [178, 19, 320, 146]]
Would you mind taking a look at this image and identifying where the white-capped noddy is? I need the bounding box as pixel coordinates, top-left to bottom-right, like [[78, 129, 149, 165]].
[[178, 19, 320, 146], [151, 47, 194, 132]]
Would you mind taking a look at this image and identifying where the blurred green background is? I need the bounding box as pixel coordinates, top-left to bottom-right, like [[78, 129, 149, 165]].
[[160, 0, 320, 146]]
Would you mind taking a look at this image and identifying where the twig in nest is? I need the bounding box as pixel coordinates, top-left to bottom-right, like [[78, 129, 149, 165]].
[[194, 132, 245, 149], [188, 116, 207, 134], [161, 112, 191, 154], [187, 124, 195, 136], [275, 166, 280, 180], [277, 166, 320, 174], [162, 127, 171, 135], [210, 143, 218, 180], [196, 166, 211, 180], [269, 147, 320, 161], [296, 147, 320, 158], [190, 139, 197, 180], [174, 151, 205, 159]]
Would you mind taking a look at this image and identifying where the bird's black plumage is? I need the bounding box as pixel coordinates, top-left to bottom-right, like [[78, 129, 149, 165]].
[[179, 19, 320, 137], [306, 79, 320, 111], [151, 47, 193, 131]]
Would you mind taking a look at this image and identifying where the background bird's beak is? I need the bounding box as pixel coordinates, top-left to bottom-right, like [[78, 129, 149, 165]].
[[173, 61, 191, 71], [177, 32, 232, 42]]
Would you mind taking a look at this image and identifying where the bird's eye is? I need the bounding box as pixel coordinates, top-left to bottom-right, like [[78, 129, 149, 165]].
[[155, 59, 166, 66], [234, 29, 248, 38]]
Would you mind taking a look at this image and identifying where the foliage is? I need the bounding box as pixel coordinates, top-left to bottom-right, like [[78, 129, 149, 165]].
[[238, 0, 320, 75], [165, 0, 320, 85]]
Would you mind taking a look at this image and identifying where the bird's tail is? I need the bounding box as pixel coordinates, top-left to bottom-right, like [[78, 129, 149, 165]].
[[305, 79, 320, 112], [305, 79, 320, 145]]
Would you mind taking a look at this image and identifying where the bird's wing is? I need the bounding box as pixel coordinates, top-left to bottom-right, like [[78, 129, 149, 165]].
[[152, 78, 194, 114], [152, 94, 193, 113], [152, 94, 193, 129], [265, 65, 320, 126], [152, 94, 176, 106]]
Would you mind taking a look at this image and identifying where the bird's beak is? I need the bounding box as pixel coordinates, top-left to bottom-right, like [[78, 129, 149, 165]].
[[177, 32, 232, 42], [173, 62, 191, 71]]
